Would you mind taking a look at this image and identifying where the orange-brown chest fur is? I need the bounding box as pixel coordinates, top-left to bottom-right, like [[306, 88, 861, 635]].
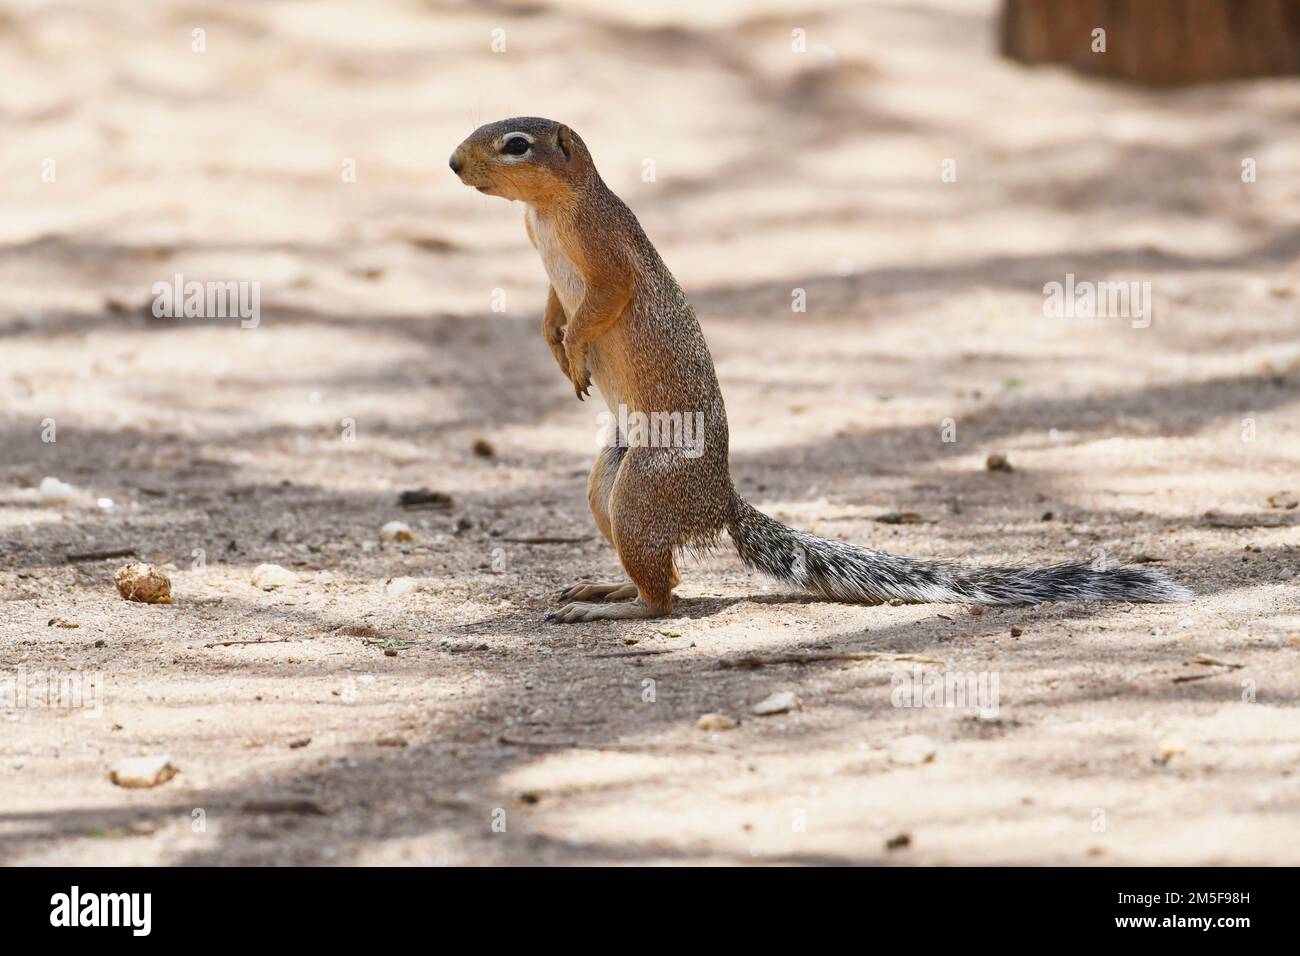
[[526, 204, 636, 414]]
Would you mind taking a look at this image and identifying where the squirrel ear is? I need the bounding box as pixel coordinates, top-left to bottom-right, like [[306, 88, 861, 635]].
[[555, 125, 573, 163]]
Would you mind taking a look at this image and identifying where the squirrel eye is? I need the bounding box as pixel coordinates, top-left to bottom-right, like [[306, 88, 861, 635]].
[[501, 137, 530, 156]]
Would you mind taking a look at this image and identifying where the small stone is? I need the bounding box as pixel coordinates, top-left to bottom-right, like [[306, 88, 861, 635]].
[[380, 520, 414, 542], [113, 563, 172, 604], [39, 476, 78, 503], [1155, 736, 1186, 764], [885, 832, 912, 850], [47, 618, 80, 629], [377, 735, 408, 748], [241, 797, 327, 816], [398, 488, 453, 509], [251, 563, 298, 590], [384, 576, 418, 597], [1010, 626, 1023, 637], [986, 453, 1013, 472], [472, 437, 495, 458], [288, 737, 312, 749], [1268, 491, 1298, 510], [696, 713, 736, 731], [751, 691, 802, 716], [888, 734, 937, 766], [335, 624, 381, 638], [874, 511, 926, 525], [109, 755, 179, 789]]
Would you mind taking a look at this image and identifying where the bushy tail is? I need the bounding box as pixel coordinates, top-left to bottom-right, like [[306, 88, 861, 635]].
[[726, 498, 1192, 605]]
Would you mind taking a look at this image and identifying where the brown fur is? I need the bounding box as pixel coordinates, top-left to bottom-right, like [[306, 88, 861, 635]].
[[450, 117, 1193, 619], [451, 117, 728, 621]]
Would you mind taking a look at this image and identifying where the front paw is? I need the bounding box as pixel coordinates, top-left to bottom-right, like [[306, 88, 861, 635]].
[[566, 351, 591, 400]]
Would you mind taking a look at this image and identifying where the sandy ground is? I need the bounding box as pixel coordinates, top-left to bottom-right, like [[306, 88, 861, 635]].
[[2, 0, 1299, 866]]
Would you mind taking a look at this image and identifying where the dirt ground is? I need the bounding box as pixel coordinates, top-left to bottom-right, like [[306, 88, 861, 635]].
[[2, 0, 1299, 866]]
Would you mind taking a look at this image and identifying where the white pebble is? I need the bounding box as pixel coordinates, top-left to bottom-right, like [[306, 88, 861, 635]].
[[752, 691, 802, 716], [385, 576, 418, 597], [39, 476, 77, 503], [109, 755, 179, 789], [888, 734, 937, 766], [251, 563, 298, 590], [381, 520, 414, 542]]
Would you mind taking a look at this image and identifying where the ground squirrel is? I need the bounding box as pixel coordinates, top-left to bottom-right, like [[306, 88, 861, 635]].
[[450, 117, 1192, 622]]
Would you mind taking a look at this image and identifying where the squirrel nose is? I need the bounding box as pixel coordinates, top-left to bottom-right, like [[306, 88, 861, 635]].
[[449, 151, 465, 175]]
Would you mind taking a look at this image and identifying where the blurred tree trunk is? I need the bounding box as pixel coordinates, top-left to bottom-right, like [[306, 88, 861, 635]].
[[1001, 0, 1300, 84]]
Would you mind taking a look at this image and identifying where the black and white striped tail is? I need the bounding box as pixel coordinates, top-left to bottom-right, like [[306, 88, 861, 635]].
[[726, 498, 1192, 605]]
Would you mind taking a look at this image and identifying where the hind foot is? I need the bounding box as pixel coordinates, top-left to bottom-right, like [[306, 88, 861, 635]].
[[557, 581, 639, 603], [545, 599, 669, 623]]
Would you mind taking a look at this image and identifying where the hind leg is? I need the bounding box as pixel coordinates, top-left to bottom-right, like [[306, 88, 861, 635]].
[[557, 445, 681, 605], [555, 445, 638, 605], [585, 443, 622, 547], [548, 450, 679, 623]]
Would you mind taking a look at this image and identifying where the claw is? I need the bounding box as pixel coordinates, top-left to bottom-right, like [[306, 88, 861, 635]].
[[565, 346, 591, 400], [558, 583, 593, 603], [547, 601, 586, 624]]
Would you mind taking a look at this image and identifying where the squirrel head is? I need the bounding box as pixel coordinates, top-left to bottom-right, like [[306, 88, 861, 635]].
[[449, 117, 591, 205]]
